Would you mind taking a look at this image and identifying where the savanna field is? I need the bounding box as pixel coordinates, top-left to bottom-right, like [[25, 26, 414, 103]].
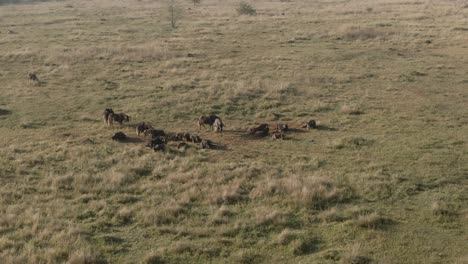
[[0, 0, 467, 263]]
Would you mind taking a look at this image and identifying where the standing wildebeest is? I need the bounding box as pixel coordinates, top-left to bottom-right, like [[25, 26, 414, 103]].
[[213, 118, 224, 133], [107, 113, 130, 127], [136, 122, 152, 136], [198, 115, 220, 130], [103, 108, 114, 126], [276, 123, 289, 132], [248, 124, 269, 137], [302, 120, 317, 129], [29, 73, 39, 83]]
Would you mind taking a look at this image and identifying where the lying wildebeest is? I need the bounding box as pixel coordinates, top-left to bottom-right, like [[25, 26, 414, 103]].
[[213, 118, 224, 133], [271, 131, 285, 140], [302, 120, 317, 129], [136, 122, 152, 136], [248, 124, 269, 137], [184, 133, 191, 141], [201, 139, 212, 149], [29, 73, 39, 83], [107, 113, 130, 127], [177, 142, 189, 149], [103, 108, 114, 126], [276, 123, 289, 132], [198, 115, 220, 130], [153, 144, 165, 152], [165, 132, 180, 142], [190, 135, 202, 143], [144, 129, 166, 138], [146, 137, 166, 149], [112, 132, 127, 141]]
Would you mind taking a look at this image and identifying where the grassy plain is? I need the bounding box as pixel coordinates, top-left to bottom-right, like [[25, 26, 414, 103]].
[[0, 0, 467, 263]]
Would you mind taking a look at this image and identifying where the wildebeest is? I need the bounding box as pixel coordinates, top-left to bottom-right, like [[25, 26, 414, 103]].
[[183, 133, 191, 141], [198, 115, 220, 130], [271, 131, 285, 140], [103, 108, 114, 126], [276, 123, 289, 132], [112, 132, 127, 141], [144, 129, 166, 138], [146, 137, 166, 148], [190, 135, 202, 143], [201, 139, 212, 149], [107, 113, 130, 127], [177, 142, 189, 149], [146, 137, 166, 152], [153, 144, 165, 152], [302, 120, 317, 129], [213, 118, 224, 133], [29, 73, 39, 83], [248, 124, 269, 137], [136, 122, 152, 136]]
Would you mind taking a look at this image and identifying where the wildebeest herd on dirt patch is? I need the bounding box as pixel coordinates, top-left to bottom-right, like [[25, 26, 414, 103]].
[[104, 108, 317, 152]]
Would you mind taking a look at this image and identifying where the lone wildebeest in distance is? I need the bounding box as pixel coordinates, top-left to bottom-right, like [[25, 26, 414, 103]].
[[29, 73, 39, 83], [103, 108, 114, 126], [107, 113, 130, 127], [213, 118, 224, 133], [112, 132, 127, 142], [302, 120, 317, 129], [276, 123, 289, 132], [136, 122, 152, 136], [248, 124, 269, 137], [198, 115, 221, 130]]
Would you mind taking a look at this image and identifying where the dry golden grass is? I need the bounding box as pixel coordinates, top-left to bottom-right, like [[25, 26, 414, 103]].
[[0, 0, 467, 263]]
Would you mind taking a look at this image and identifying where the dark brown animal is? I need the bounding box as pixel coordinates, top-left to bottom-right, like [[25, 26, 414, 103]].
[[103, 108, 114, 126], [177, 142, 189, 149], [248, 124, 269, 137], [302, 120, 317, 129], [107, 113, 129, 127], [144, 129, 166, 138], [183, 133, 191, 141], [153, 144, 165, 152], [201, 139, 212, 149], [276, 123, 289, 132], [29, 73, 39, 83], [198, 115, 220, 130], [146, 137, 166, 148], [136, 122, 152, 136], [112, 132, 127, 141], [190, 135, 202, 143]]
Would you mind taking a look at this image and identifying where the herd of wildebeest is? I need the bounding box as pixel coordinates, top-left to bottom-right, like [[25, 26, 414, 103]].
[[103, 107, 317, 152], [27, 72, 318, 152]]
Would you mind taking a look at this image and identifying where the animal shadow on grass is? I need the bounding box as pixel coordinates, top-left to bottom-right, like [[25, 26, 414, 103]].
[[121, 137, 144, 144], [287, 128, 308, 134], [315, 125, 337, 131]]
